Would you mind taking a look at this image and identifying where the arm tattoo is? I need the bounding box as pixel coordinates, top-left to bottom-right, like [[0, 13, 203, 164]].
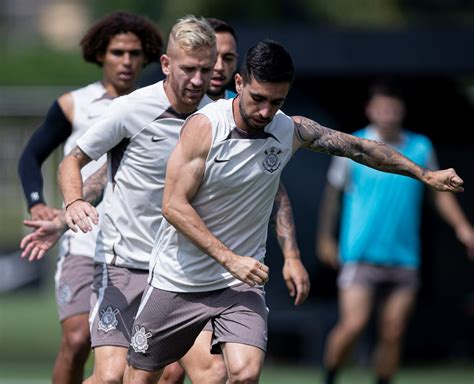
[[272, 183, 300, 259], [294, 116, 426, 180], [83, 163, 107, 207]]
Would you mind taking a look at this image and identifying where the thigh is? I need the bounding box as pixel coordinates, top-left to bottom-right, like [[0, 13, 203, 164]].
[[221, 342, 265, 380], [89, 263, 148, 348], [128, 287, 211, 371], [379, 287, 416, 333], [55, 254, 94, 322], [337, 266, 374, 329], [211, 284, 268, 353]]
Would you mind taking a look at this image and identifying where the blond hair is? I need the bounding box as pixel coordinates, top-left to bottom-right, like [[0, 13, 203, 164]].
[[167, 15, 215, 52]]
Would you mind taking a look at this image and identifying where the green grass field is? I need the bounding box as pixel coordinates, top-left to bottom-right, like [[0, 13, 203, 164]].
[[1, 291, 473, 384]]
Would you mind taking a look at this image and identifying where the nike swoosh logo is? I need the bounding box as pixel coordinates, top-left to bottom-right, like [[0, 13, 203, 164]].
[[214, 158, 230, 163], [151, 136, 166, 142], [87, 115, 101, 120]]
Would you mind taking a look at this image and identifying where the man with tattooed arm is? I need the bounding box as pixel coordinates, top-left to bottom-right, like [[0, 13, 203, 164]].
[[123, 40, 464, 384]]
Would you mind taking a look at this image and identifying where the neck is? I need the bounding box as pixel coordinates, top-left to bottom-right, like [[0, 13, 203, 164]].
[[102, 80, 134, 98], [208, 91, 225, 101]]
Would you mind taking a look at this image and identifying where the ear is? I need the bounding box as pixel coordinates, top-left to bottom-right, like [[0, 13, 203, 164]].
[[235, 73, 243, 94], [160, 54, 170, 76], [96, 53, 105, 65]]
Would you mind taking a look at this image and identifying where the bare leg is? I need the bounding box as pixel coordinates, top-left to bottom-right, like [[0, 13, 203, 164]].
[[53, 313, 91, 384], [221, 342, 265, 384], [323, 285, 373, 384], [374, 288, 416, 380], [123, 364, 163, 384], [179, 331, 227, 384], [89, 345, 127, 384], [158, 362, 186, 384]]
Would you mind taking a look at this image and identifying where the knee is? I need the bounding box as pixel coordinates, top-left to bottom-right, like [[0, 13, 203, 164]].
[[227, 361, 260, 384], [160, 362, 185, 384], [207, 357, 227, 383], [62, 327, 90, 359], [380, 321, 406, 344], [93, 369, 123, 384], [337, 318, 366, 340]]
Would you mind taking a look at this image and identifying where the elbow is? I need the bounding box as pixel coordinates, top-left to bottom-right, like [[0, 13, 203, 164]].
[[162, 199, 178, 225]]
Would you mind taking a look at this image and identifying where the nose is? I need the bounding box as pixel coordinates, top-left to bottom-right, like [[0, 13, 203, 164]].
[[259, 104, 271, 119], [214, 56, 224, 72], [122, 53, 132, 66], [190, 71, 204, 87]]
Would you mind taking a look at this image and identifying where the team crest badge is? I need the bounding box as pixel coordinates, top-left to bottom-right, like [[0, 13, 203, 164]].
[[262, 147, 283, 173], [98, 306, 120, 333], [58, 283, 72, 305], [131, 325, 152, 353]]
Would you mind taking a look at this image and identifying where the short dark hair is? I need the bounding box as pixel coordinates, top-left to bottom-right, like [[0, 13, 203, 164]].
[[80, 11, 163, 66], [240, 39, 294, 84], [206, 18, 237, 42], [368, 79, 404, 101]]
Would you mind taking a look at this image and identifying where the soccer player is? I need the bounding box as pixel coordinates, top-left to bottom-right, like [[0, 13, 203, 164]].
[[17, 11, 162, 384], [206, 16, 307, 306], [122, 40, 465, 384], [54, 16, 229, 384], [316, 80, 474, 384]]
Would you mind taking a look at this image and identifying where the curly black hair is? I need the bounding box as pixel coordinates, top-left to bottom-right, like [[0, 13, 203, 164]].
[[80, 11, 163, 66]]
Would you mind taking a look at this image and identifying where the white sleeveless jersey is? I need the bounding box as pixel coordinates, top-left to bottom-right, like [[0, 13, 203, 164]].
[[59, 82, 111, 259], [77, 81, 212, 270], [150, 98, 295, 292]]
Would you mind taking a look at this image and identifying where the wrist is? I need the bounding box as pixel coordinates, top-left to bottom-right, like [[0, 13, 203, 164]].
[[65, 198, 85, 210], [284, 251, 301, 261]]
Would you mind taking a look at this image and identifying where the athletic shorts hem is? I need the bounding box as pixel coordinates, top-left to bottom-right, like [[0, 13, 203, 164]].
[[91, 341, 130, 349], [59, 309, 90, 322], [213, 336, 266, 353], [126, 356, 170, 372]]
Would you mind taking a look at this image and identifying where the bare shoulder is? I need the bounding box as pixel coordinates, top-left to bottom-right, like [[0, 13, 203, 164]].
[[57, 92, 74, 123], [178, 113, 213, 160]]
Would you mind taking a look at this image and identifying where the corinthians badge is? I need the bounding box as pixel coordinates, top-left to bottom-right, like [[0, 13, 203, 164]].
[[131, 325, 152, 353], [58, 283, 72, 305], [262, 147, 283, 173], [98, 306, 120, 333]]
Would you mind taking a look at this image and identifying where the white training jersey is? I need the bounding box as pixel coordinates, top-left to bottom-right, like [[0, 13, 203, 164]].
[[77, 81, 212, 270], [150, 98, 295, 292], [58, 81, 111, 259]]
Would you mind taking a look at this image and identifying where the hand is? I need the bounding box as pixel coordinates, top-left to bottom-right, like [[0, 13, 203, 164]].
[[426, 169, 464, 192], [65, 200, 99, 233], [455, 225, 474, 260], [30, 203, 61, 221], [282, 258, 310, 305], [224, 254, 269, 287], [317, 236, 339, 269], [20, 219, 64, 261]]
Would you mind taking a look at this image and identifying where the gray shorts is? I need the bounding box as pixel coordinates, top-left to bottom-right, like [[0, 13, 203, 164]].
[[55, 254, 94, 321], [338, 263, 419, 292], [128, 283, 268, 371], [89, 263, 148, 349]]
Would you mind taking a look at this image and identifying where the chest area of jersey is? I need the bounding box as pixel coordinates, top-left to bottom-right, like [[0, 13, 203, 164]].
[[206, 138, 290, 186], [127, 118, 182, 164]]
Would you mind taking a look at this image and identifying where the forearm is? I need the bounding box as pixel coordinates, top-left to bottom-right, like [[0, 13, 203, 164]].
[[164, 201, 234, 266], [82, 163, 107, 207], [58, 147, 91, 205], [434, 191, 472, 233], [273, 183, 300, 260]]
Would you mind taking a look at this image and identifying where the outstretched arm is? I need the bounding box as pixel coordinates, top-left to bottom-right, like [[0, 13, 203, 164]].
[[20, 163, 108, 261], [292, 116, 464, 192], [272, 183, 310, 305], [163, 114, 269, 287]]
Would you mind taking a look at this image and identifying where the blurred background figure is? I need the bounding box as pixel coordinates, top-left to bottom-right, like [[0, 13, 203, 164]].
[[316, 79, 474, 384], [16, 11, 163, 384]]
